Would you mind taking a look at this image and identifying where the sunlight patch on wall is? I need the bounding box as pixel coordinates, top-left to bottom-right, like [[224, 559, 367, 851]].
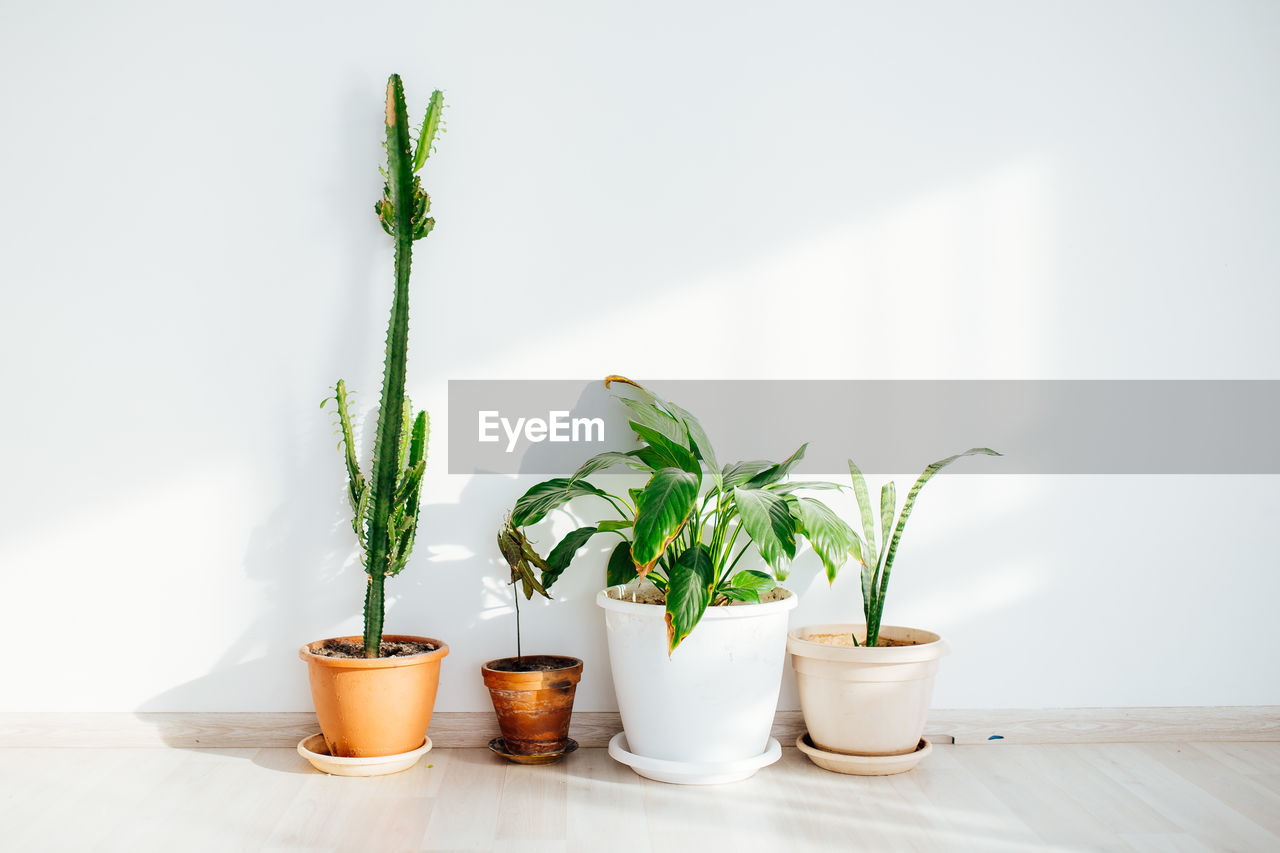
[[459, 157, 1056, 380]]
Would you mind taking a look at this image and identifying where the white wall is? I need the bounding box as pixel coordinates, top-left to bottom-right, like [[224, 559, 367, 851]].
[[2, 1, 1278, 713]]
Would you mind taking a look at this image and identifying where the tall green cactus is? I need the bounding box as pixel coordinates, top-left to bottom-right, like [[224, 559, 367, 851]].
[[324, 75, 444, 657]]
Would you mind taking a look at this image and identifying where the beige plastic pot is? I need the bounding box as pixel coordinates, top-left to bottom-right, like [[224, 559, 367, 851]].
[[787, 623, 948, 757]]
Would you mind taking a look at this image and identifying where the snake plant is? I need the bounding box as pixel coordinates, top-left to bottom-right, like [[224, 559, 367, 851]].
[[840, 448, 1000, 647], [321, 75, 445, 657], [506, 377, 855, 653]]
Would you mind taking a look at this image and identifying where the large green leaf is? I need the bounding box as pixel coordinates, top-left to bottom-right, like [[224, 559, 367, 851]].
[[666, 401, 721, 489], [512, 478, 608, 527], [722, 460, 774, 489], [765, 480, 843, 494], [631, 468, 700, 575], [606, 539, 636, 586], [794, 497, 857, 583], [617, 396, 690, 448], [732, 486, 797, 573], [730, 569, 776, 592], [630, 422, 700, 475], [570, 450, 648, 483], [541, 526, 597, 589], [745, 443, 808, 488], [665, 544, 715, 652]]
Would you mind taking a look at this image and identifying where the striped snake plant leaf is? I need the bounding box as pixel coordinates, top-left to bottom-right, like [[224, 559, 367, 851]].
[[869, 447, 1002, 637], [848, 459, 879, 574], [664, 544, 715, 652], [631, 467, 700, 576]]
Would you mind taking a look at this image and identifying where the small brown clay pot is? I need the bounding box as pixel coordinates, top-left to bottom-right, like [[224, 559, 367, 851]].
[[481, 655, 583, 756], [300, 634, 449, 758]]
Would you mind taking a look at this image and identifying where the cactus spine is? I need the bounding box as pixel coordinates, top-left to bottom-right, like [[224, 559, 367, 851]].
[[327, 75, 444, 657]]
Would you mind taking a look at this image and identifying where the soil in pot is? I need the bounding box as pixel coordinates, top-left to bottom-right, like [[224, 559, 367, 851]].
[[485, 654, 574, 673], [804, 633, 915, 648], [311, 639, 438, 658], [482, 655, 582, 758]]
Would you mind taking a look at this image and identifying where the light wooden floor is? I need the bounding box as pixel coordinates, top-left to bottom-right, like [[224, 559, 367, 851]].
[[3, 743, 1279, 852]]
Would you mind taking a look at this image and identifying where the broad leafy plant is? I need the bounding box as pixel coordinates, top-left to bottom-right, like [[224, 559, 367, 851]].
[[507, 376, 855, 652], [321, 75, 446, 658], [839, 448, 1000, 647]]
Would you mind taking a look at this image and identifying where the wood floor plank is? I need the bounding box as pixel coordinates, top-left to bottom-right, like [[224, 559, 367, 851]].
[[496, 761, 569, 842], [565, 745, 651, 853], [420, 748, 505, 850], [1118, 831, 1216, 852], [4, 743, 1280, 851], [1134, 742, 1280, 838], [957, 744, 1131, 850], [1078, 742, 1280, 852]]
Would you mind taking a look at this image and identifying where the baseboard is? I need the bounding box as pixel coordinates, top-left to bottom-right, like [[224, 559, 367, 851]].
[[1, 707, 1276, 749]]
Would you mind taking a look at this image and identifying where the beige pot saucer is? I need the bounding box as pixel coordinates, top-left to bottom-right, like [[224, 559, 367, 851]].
[[297, 733, 432, 776], [796, 732, 932, 776]]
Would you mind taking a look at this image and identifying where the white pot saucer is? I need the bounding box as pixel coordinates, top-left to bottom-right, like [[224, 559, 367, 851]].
[[796, 732, 932, 776], [297, 733, 432, 777], [607, 732, 782, 785]]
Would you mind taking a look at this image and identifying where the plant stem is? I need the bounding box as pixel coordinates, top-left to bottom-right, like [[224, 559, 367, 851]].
[[514, 586, 522, 662]]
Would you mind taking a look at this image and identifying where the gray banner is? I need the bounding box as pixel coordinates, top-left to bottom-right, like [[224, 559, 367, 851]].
[[447, 380, 1280, 475]]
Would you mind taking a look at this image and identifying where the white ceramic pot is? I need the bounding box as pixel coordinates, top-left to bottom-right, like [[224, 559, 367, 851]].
[[788, 623, 949, 758], [598, 587, 797, 783]]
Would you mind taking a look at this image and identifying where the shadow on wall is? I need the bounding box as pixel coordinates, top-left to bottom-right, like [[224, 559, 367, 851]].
[[132, 454, 538, 749]]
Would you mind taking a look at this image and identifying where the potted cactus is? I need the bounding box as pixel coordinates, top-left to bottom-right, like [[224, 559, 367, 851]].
[[479, 519, 584, 764], [788, 448, 999, 776], [505, 377, 852, 784], [297, 75, 449, 775]]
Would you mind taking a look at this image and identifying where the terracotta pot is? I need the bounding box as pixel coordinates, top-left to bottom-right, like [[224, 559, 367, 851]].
[[787, 623, 948, 759], [299, 634, 449, 758], [481, 655, 583, 755]]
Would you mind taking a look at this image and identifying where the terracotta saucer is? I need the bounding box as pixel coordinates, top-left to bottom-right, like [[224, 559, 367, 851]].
[[297, 733, 432, 777], [795, 733, 932, 776], [488, 736, 579, 765]]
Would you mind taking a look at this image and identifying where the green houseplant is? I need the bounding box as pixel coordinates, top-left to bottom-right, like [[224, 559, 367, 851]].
[[788, 447, 999, 775], [478, 521, 584, 763], [297, 75, 450, 771], [506, 376, 852, 783]]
